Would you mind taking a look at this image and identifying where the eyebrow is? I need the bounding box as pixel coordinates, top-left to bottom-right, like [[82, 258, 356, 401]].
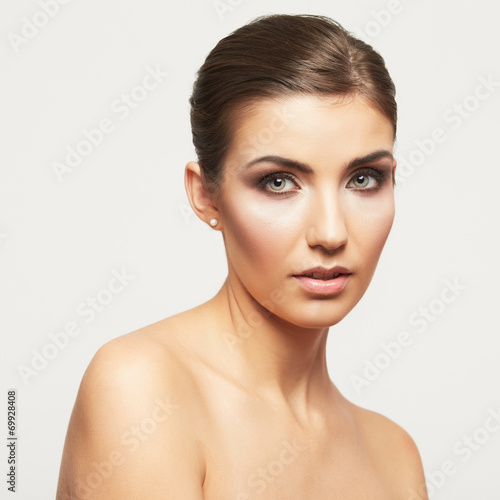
[[242, 149, 394, 174]]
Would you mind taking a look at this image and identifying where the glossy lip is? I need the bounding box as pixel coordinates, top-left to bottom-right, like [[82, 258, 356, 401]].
[[292, 266, 352, 295]]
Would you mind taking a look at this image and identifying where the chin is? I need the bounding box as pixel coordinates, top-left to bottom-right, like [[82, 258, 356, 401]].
[[271, 301, 356, 330]]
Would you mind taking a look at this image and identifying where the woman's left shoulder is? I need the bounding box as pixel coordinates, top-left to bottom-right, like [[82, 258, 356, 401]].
[[348, 402, 429, 499]]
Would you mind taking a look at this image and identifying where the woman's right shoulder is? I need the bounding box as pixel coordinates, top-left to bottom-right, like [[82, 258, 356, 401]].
[[57, 321, 206, 499], [91, 320, 180, 366], [82, 322, 186, 390]]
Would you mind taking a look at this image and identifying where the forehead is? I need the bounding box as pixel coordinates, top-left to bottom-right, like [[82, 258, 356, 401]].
[[226, 94, 394, 171]]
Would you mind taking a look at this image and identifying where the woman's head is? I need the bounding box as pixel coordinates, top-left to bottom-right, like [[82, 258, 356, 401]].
[[189, 13, 397, 196], [185, 14, 398, 329]]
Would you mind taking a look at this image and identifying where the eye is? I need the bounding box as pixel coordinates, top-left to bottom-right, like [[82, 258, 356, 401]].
[[257, 172, 298, 194], [347, 168, 387, 191]]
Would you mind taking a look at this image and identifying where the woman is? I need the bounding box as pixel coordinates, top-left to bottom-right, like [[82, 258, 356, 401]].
[[57, 14, 428, 499]]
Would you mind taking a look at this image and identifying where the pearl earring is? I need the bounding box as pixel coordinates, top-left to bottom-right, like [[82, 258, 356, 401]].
[[209, 218, 218, 227]]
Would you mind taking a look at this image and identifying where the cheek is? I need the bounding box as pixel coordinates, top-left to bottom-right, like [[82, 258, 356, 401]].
[[221, 194, 298, 269], [348, 196, 395, 260]]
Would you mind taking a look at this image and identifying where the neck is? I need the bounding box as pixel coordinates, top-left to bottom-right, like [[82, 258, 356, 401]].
[[202, 276, 335, 413]]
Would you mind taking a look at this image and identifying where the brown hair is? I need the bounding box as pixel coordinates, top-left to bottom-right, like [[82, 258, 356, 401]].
[[189, 13, 397, 196]]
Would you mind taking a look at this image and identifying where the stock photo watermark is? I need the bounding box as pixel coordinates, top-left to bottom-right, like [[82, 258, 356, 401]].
[[6, 389, 18, 493], [51, 64, 169, 183], [353, 0, 403, 43], [395, 74, 499, 184], [221, 287, 285, 353], [350, 277, 467, 393], [7, 0, 73, 53], [213, 0, 244, 21], [407, 404, 500, 499], [66, 395, 179, 499], [236, 438, 307, 499], [17, 268, 134, 385]]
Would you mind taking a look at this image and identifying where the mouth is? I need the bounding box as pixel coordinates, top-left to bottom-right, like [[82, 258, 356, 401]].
[[299, 271, 344, 280], [292, 266, 352, 294], [292, 266, 352, 280]]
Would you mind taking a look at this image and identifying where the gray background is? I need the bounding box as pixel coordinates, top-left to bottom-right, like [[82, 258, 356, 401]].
[[1, 0, 499, 498]]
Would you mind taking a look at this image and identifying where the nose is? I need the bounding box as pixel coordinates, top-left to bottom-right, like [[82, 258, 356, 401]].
[[306, 189, 348, 252]]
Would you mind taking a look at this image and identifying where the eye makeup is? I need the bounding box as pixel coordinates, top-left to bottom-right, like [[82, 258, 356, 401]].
[[256, 165, 390, 196]]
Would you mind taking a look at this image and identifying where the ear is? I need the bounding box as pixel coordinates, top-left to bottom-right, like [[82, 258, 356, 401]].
[[392, 158, 397, 186], [184, 161, 221, 229]]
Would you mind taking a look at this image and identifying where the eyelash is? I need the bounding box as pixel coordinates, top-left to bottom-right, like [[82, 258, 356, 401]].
[[347, 168, 388, 191], [257, 172, 298, 195], [257, 168, 388, 195]]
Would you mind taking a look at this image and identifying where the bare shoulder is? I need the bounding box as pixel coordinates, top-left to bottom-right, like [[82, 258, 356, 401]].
[[56, 322, 205, 499], [348, 402, 428, 499], [73, 321, 202, 422], [78, 319, 195, 390]]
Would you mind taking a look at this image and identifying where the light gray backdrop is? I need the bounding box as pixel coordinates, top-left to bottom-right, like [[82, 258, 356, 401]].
[[1, 0, 499, 498]]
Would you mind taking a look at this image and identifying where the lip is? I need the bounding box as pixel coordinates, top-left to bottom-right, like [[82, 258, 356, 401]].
[[292, 266, 352, 295]]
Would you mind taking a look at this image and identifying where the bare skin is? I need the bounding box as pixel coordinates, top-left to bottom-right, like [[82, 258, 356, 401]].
[[56, 95, 429, 499]]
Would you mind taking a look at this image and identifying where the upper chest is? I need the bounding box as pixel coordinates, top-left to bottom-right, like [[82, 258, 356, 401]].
[[195, 395, 398, 500], [202, 437, 396, 500]]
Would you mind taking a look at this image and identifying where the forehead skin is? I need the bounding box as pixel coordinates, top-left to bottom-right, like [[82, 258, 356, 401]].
[[223, 93, 395, 181]]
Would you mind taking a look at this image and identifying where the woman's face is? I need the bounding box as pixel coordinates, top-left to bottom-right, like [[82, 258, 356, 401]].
[[216, 94, 396, 329]]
